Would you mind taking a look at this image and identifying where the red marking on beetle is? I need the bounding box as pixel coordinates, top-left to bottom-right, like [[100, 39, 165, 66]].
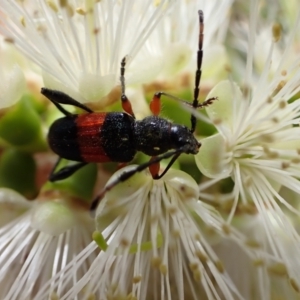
[[149, 156, 160, 178], [121, 95, 134, 117], [76, 113, 111, 163], [150, 94, 161, 116]]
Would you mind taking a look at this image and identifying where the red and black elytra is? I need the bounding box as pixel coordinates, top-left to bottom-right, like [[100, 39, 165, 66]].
[[48, 110, 134, 163], [42, 10, 217, 210]]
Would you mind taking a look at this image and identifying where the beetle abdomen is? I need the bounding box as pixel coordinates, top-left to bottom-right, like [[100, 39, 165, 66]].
[[48, 112, 136, 163], [48, 116, 84, 162]]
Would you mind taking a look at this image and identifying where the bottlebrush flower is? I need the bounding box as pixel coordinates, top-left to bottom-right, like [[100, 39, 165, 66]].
[[0, 38, 26, 108], [0, 188, 98, 300], [196, 1, 300, 292], [0, 0, 176, 104], [34, 167, 276, 300]]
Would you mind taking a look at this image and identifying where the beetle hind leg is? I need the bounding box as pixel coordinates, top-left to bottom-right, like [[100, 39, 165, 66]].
[[49, 157, 88, 182]]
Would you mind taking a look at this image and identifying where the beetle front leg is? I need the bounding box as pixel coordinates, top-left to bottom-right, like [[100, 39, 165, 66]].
[[41, 88, 93, 115]]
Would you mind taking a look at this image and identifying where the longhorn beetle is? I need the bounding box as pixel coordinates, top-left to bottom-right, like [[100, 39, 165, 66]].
[[42, 10, 217, 210]]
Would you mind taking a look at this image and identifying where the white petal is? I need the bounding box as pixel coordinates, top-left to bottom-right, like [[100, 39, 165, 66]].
[[78, 73, 116, 103], [205, 80, 243, 133], [270, 139, 300, 150], [0, 64, 26, 108], [203, 45, 228, 81], [0, 188, 32, 227], [163, 168, 199, 199], [1, 0, 176, 103], [195, 133, 231, 178], [42, 70, 84, 103], [161, 43, 191, 76], [30, 201, 77, 236], [128, 54, 164, 85]]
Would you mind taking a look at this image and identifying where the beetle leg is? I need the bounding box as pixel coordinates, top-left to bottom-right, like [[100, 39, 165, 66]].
[[148, 156, 160, 178], [150, 91, 188, 116], [148, 153, 180, 179], [151, 153, 181, 179], [90, 148, 186, 211], [49, 158, 87, 182], [41, 88, 93, 116], [149, 92, 162, 116]]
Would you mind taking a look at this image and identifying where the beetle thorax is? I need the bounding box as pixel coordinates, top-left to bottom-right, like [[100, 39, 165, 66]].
[[170, 124, 200, 154], [134, 116, 200, 156]]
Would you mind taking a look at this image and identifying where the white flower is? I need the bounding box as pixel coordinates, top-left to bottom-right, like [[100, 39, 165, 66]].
[[34, 166, 276, 300], [229, 5, 297, 82], [146, 0, 233, 88], [0, 0, 176, 104], [0, 189, 97, 299], [0, 188, 32, 227], [279, 0, 299, 29], [196, 2, 300, 291], [0, 38, 26, 108]]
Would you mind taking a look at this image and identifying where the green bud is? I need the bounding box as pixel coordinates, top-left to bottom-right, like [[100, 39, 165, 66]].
[[0, 95, 47, 152], [0, 149, 37, 199]]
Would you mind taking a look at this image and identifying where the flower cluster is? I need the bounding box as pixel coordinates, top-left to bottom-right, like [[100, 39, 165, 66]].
[[0, 0, 300, 299]]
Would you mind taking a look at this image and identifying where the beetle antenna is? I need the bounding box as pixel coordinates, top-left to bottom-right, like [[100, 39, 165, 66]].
[[191, 10, 204, 133], [120, 56, 135, 117], [120, 56, 126, 96]]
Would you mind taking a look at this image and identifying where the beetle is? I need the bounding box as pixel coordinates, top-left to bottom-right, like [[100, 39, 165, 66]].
[[42, 10, 216, 210]]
